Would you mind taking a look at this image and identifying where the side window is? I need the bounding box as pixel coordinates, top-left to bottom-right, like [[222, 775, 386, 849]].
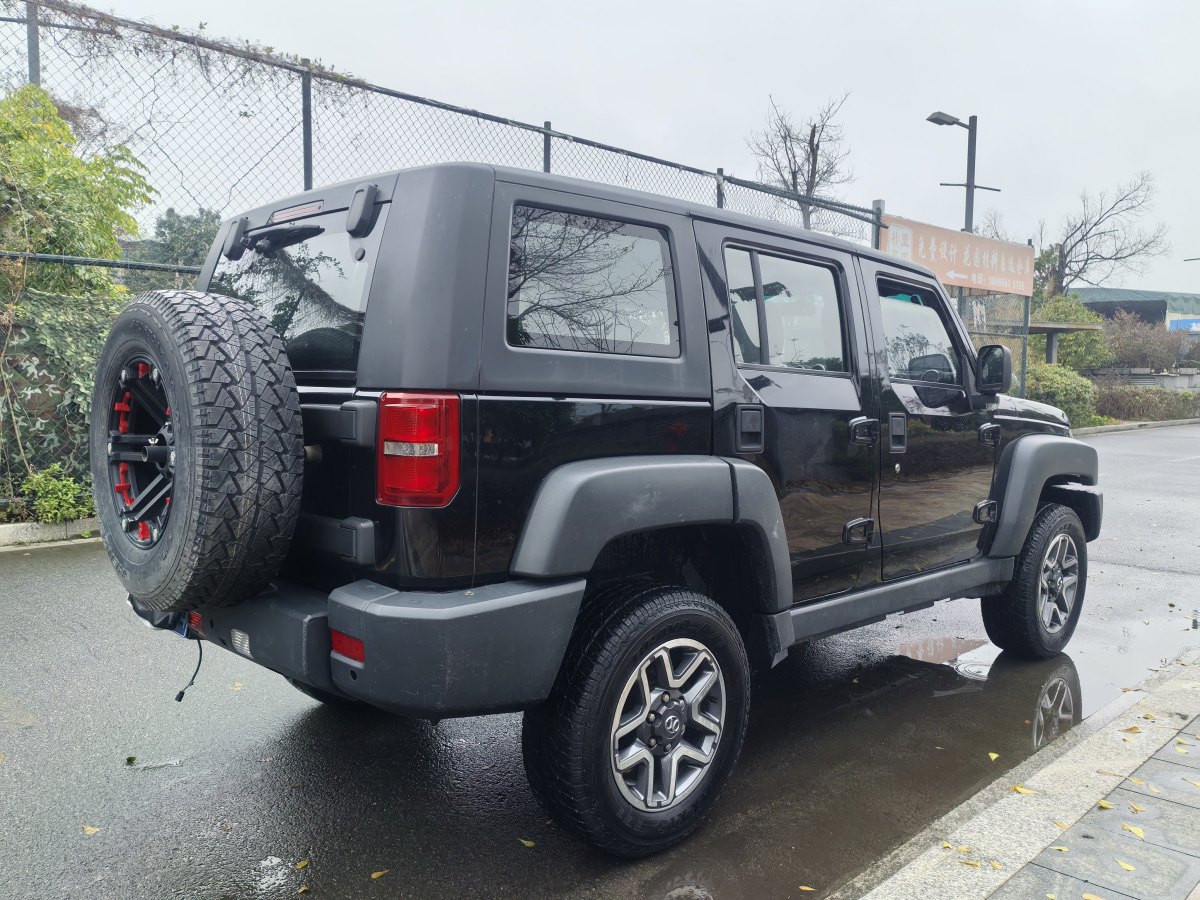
[[877, 279, 960, 384], [721, 246, 846, 372], [724, 248, 759, 365], [506, 205, 678, 357]]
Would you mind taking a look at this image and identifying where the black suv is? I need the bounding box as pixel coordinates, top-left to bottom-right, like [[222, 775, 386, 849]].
[[91, 163, 1102, 856]]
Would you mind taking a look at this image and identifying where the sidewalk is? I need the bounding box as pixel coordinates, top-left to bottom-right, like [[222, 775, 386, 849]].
[[843, 654, 1200, 900]]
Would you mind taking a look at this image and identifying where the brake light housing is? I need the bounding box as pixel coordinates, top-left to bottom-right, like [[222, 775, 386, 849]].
[[376, 392, 461, 507], [330, 629, 365, 662]]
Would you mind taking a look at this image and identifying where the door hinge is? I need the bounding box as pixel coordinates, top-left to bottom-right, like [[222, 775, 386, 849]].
[[849, 416, 879, 445], [973, 500, 999, 524], [979, 423, 1001, 447], [842, 516, 875, 545]]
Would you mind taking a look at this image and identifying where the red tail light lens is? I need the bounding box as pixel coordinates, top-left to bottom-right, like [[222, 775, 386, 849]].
[[376, 392, 461, 507], [330, 629, 365, 662]]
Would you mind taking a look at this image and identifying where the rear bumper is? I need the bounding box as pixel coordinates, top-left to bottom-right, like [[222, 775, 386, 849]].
[[136, 576, 585, 717]]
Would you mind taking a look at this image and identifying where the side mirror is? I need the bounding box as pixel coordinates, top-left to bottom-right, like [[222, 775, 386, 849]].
[[976, 344, 1012, 395]]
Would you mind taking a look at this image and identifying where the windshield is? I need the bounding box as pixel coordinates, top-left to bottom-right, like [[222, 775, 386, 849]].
[[210, 206, 388, 377]]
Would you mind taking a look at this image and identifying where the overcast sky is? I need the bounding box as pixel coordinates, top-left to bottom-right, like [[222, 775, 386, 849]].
[[116, 0, 1200, 291]]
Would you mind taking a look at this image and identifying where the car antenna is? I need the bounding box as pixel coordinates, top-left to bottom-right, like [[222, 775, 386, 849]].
[[175, 639, 204, 702]]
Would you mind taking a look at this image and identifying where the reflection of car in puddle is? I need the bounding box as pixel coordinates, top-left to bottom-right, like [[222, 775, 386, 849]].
[[639, 648, 1081, 900]]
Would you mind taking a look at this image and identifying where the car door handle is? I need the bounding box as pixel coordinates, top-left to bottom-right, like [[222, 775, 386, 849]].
[[736, 404, 765, 453], [888, 412, 907, 453], [849, 416, 879, 445], [979, 423, 1001, 447]]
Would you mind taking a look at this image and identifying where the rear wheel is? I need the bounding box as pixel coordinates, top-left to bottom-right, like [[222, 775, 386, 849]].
[[522, 584, 750, 857], [982, 504, 1087, 659]]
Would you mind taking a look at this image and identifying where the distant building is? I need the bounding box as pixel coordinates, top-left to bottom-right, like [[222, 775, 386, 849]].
[[1074, 288, 1200, 334]]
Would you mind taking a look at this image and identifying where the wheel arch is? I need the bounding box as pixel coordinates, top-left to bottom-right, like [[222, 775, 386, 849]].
[[987, 434, 1102, 558]]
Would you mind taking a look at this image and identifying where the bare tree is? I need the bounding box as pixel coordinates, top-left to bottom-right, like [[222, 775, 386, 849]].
[[748, 94, 853, 232], [977, 208, 1012, 242], [1044, 172, 1169, 295]]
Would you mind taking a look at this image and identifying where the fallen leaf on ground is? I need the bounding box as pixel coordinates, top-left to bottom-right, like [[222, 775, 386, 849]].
[[1121, 726, 1141, 734], [1097, 769, 1121, 777], [1120, 687, 1140, 692], [297, 888, 309, 895], [959, 860, 981, 867], [1148, 784, 1161, 794], [231, 682, 243, 692], [1115, 859, 1135, 871], [1050, 846, 1069, 852], [798, 887, 815, 893], [941, 841, 953, 849], [1178, 738, 1195, 746], [0, 754, 6, 763], [1046, 894, 1056, 900], [1083, 894, 1105, 900], [1176, 745, 1190, 754], [1126, 776, 1145, 785], [1122, 824, 1145, 840], [1185, 778, 1200, 789], [989, 860, 1002, 870], [1054, 820, 1069, 829], [296, 860, 309, 870], [1142, 712, 1157, 720], [988, 752, 999, 762], [125, 756, 137, 766], [82, 825, 100, 835], [1129, 802, 1146, 813], [370, 870, 389, 879], [1011, 785, 1036, 794], [519, 839, 536, 848]]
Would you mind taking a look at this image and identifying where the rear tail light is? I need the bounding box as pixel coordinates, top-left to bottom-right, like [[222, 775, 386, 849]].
[[331, 629, 365, 662], [376, 392, 460, 507], [187, 611, 205, 637]]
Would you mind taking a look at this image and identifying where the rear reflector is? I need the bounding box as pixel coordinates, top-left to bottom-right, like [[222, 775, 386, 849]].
[[187, 611, 205, 637], [230, 628, 251, 658], [331, 629, 365, 663], [376, 392, 460, 507]]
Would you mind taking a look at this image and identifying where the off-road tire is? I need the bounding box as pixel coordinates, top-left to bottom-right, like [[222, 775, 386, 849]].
[[522, 583, 750, 857], [90, 290, 304, 612], [981, 504, 1087, 659]]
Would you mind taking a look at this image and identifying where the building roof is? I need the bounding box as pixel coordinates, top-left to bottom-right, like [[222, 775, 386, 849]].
[[1074, 287, 1200, 316]]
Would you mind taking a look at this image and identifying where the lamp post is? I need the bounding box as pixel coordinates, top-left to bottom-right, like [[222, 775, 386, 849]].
[[927, 111, 1001, 315]]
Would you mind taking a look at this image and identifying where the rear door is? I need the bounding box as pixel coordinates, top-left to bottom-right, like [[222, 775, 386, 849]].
[[695, 221, 878, 603], [859, 260, 997, 580]]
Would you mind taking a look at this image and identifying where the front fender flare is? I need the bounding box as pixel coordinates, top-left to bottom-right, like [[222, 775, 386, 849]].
[[988, 434, 1100, 558]]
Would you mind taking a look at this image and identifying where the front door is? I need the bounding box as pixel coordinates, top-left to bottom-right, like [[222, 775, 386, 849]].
[[696, 222, 877, 603], [860, 263, 997, 580]]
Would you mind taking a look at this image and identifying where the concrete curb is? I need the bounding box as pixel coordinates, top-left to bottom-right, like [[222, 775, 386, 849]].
[[834, 651, 1200, 900], [0, 516, 99, 548], [1074, 418, 1200, 436]]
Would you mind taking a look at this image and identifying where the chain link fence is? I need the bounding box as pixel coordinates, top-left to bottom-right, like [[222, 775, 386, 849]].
[[0, 0, 1028, 513]]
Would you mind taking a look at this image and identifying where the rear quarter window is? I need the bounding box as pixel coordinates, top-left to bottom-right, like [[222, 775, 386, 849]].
[[210, 207, 388, 376]]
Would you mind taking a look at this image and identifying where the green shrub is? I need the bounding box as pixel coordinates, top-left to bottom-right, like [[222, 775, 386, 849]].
[[1093, 380, 1200, 422], [1026, 363, 1099, 427], [1029, 294, 1113, 372], [19, 464, 95, 524]]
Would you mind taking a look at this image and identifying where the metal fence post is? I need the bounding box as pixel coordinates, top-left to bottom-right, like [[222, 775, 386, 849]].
[[871, 199, 885, 250], [543, 121, 552, 173], [716, 168, 725, 208], [25, 1, 40, 86], [1020, 290, 1031, 397], [301, 58, 313, 190]]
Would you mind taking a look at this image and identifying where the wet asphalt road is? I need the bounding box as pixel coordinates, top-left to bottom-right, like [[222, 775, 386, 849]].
[[1, 426, 1198, 900]]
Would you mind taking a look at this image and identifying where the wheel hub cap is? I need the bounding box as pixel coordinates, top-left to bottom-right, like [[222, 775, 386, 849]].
[[1037, 533, 1079, 635], [106, 357, 175, 548], [610, 638, 726, 812]]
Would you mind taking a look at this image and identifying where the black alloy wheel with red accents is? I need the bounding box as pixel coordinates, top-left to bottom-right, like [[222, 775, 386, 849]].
[[106, 357, 175, 547]]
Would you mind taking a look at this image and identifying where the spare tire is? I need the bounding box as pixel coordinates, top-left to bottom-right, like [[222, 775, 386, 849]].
[[89, 290, 304, 612]]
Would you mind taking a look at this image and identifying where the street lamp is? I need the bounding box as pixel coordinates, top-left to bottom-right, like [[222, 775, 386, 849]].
[[926, 111, 1001, 235]]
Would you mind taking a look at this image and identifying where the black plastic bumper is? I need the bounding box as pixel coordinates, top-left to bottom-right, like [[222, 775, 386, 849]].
[[134, 576, 586, 718]]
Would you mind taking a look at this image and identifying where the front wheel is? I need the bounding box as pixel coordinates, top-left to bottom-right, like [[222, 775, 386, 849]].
[[982, 503, 1087, 659], [522, 584, 750, 857]]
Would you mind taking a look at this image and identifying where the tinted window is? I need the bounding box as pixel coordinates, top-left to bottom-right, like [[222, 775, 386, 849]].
[[506, 205, 678, 357], [724, 248, 760, 364], [211, 207, 387, 375], [722, 247, 846, 372], [878, 279, 960, 384]]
